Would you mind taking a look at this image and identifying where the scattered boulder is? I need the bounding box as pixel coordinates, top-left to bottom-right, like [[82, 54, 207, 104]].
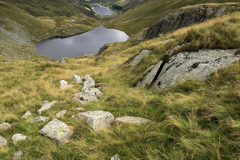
[[129, 50, 152, 67], [12, 134, 27, 144], [96, 44, 108, 56], [56, 110, 67, 118], [0, 122, 11, 131], [21, 111, 32, 119], [136, 61, 163, 88], [81, 74, 95, 91], [84, 88, 103, 97], [37, 101, 56, 115], [152, 49, 240, 90], [109, 63, 118, 71], [32, 116, 50, 123], [58, 57, 67, 64], [39, 118, 73, 144], [110, 153, 121, 160], [72, 75, 82, 83], [13, 151, 23, 160], [115, 116, 150, 125], [76, 110, 114, 130], [73, 94, 98, 105], [60, 80, 73, 90], [0, 136, 7, 147]]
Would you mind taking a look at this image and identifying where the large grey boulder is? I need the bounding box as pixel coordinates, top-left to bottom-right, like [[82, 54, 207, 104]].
[[152, 49, 240, 90], [110, 153, 120, 160], [129, 50, 152, 67], [39, 118, 73, 144], [21, 111, 32, 119], [76, 110, 114, 130], [0, 136, 7, 147], [32, 116, 50, 123], [72, 75, 82, 83], [60, 80, 73, 90], [37, 101, 56, 115], [115, 116, 150, 125], [12, 134, 27, 144], [136, 61, 163, 88], [147, 5, 239, 39], [81, 74, 95, 91], [0, 122, 11, 131]]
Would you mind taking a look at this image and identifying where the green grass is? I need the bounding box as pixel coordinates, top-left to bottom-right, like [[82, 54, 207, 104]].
[[105, 0, 240, 35]]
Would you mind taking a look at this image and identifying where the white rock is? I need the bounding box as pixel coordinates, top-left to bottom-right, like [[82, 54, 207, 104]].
[[0, 122, 12, 131], [13, 151, 23, 160], [60, 80, 73, 90], [76, 110, 114, 130], [21, 111, 32, 119], [56, 110, 67, 118], [39, 119, 73, 144], [115, 116, 150, 125], [32, 116, 50, 123], [84, 88, 103, 97], [0, 136, 7, 147], [37, 101, 56, 115], [110, 153, 120, 160], [12, 134, 27, 144], [72, 75, 82, 83]]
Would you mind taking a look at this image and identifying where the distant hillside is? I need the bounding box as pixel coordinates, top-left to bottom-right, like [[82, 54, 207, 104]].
[[105, 0, 240, 35], [0, 0, 94, 17]]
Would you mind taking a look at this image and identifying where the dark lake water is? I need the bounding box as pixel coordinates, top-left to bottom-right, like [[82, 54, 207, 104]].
[[91, 5, 114, 15], [35, 25, 129, 60]]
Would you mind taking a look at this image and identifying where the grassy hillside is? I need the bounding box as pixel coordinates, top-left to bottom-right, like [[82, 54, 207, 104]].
[[0, 0, 94, 17], [1, 10, 240, 159], [105, 0, 240, 35]]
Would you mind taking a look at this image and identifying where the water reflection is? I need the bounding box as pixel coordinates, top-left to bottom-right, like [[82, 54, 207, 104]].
[[35, 26, 129, 60]]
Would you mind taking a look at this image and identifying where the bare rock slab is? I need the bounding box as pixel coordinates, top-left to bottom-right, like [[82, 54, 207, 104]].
[[37, 101, 56, 115], [76, 110, 114, 130], [111, 153, 120, 160], [115, 116, 150, 125], [0, 136, 7, 147], [32, 116, 50, 123], [12, 134, 27, 144], [21, 111, 32, 119], [0, 122, 11, 131], [39, 118, 73, 144], [129, 50, 152, 67]]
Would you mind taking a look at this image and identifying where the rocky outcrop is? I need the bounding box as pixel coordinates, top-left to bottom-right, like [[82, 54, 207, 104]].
[[76, 110, 114, 130], [129, 50, 152, 67], [152, 49, 240, 90], [115, 116, 150, 125], [96, 44, 108, 56], [147, 5, 240, 39], [39, 118, 73, 144]]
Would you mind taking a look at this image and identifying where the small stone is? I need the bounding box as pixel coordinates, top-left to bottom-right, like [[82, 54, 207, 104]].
[[32, 116, 50, 123], [21, 111, 32, 119], [115, 116, 150, 125], [76, 110, 114, 130], [13, 151, 23, 160], [56, 110, 67, 118], [110, 153, 120, 160], [0, 136, 7, 147], [72, 75, 82, 83], [39, 119, 73, 144], [37, 101, 56, 115], [0, 122, 11, 131], [12, 134, 27, 144]]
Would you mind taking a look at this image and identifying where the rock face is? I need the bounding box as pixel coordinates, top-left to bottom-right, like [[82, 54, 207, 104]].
[[21, 111, 32, 119], [147, 5, 240, 39], [76, 110, 114, 130], [0, 122, 11, 131], [129, 50, 152, 67], [152, 49, 240, 90], [37, 101, 56, 115], [110, 153, 121, 160], [32, 116, 50, 123], [39, 118, 73, 144], [136, 61, 163, 88], [12, 134, 27, 144], [115, 116, 150, 125], [96, 44, 108, 56], [60, 80, 73, 90], [72, 75, 82, 83], [0, 136, 7, 147]]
